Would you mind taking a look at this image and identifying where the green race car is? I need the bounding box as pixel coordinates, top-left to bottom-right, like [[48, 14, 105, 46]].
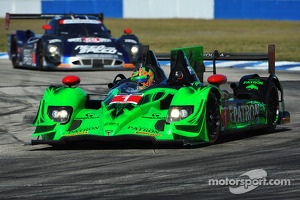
[[31, 45, 290, 146]]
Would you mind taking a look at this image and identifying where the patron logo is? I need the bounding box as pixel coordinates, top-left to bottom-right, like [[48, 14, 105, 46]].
[[230, 104, 260, 123], [127, 126, 159, 134]]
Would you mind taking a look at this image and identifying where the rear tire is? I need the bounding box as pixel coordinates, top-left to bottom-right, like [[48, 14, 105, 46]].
[[11, 36, 18, 68], [206, 92, 220, 144], [265, 82, 279, 133]]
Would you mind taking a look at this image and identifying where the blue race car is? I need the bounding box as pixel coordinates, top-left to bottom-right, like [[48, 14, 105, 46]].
[[7, 13, 143, 70]]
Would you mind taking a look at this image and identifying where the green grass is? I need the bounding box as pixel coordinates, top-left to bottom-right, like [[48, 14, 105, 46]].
[[1, 18, 300, 61]]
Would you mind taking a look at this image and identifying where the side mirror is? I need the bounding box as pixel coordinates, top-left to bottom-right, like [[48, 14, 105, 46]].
[[62, 75, 80, 87], [207, 74, 227, 87], [42, 24, 52, 30], [124, 28, 132, 34]]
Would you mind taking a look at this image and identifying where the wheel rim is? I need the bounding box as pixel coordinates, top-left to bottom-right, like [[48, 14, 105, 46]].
[[268, 86, 279, 126], [206, 94, 220, 143]]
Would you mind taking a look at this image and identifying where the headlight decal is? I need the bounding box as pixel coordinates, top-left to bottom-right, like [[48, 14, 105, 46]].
[[47, 44, 60, 55], [48, 106, 73, 124], [48, 45, 57, 53], [130, 45, 139, 55], [166, 106, 194, 123]]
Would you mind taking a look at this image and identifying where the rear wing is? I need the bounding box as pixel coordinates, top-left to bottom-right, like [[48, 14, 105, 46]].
[[5, 12, 104, 30], [204, 44, 275, 75], [156, 44, 276, 81]]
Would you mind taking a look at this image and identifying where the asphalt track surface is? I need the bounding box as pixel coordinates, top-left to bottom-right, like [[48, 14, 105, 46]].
[[0, 60, 299, 199]]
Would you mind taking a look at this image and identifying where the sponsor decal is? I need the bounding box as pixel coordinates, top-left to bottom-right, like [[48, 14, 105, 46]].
[[204, 52, 225, 57], [67, 126, 100, 134], [246, 84, 258, 90], [187, 66, 195, 75], [83, 37, 101, 43], [124, 39, 138, 44], [61, 19, 100, 24], [49, 39, 62, 43], [68, 38, 112, 43], [105, 130, 112, 136], [76, 113, 100, 120], [104, 122, 119, 126], [222, 102, 261, 126], [64, 131, 88, 136], [142, 113, 165, 119], [110, 94, 143, 104], [27, 38, 39, 44], [231, 104, 260, 123], [22, 49, 34, 65], [75, 45, 117, 54], [68, 38, 82, 42], [127, 126, 161, 136], [243, 79, 264, 85], [221, 107, 230, 127], [243, 79, 263, 91], [32, 51, 36, 65], [127, 125, 159, 134], [135, 131, 162, 137], [84, 38, 111, 43], [127, 126, 161, 137], [77, 54, 117, 58]]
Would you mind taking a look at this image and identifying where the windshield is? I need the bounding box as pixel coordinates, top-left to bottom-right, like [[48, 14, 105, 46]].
[[103, 81, 144, 106], [117, 81, 143, 94], [58, 23, 111, 38]]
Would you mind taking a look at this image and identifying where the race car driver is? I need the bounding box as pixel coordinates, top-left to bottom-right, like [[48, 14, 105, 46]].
[[130, 66, 155, 90]]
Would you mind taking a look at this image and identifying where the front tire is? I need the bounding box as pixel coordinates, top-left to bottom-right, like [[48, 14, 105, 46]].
[[206, 92, 220, 144], [37, 41, 44, 70]]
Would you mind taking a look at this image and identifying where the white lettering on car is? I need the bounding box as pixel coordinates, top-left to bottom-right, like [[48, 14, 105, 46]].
[[75, 45, 117, 54], [68, 38, 112, 43], [124, 39, 137, 44], [49, 39, 62, 43], [68, 38, 82, 42], [231, 104, 260, 123]]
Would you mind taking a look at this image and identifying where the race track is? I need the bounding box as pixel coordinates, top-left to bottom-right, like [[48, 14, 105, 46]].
[[0, 59, 299, 199]]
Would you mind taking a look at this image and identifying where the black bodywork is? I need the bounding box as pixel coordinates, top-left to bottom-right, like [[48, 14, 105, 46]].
[[7, 14, 143, 70]]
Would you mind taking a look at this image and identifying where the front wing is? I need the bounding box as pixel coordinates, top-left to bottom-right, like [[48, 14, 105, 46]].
[[31, 134, 192, 146]]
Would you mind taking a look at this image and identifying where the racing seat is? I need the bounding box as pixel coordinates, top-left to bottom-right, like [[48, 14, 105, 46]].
[[143, 50, 167, 84], [26, 30, 35, 39], [167, 50, 199, 86], [108, 50, 167, 90]]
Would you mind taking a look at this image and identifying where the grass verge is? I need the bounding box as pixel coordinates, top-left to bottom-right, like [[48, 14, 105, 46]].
[[1, 18, 300, 61]]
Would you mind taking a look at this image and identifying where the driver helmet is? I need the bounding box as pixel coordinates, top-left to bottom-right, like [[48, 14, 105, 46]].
[[130, 67, 155, 89]]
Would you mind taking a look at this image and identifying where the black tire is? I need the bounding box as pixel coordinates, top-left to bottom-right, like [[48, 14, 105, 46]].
[[206, 92, 221, 144], [11, 36, 18, 68], [37, 41, 44, 70], [265, 82, 279, 133]]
